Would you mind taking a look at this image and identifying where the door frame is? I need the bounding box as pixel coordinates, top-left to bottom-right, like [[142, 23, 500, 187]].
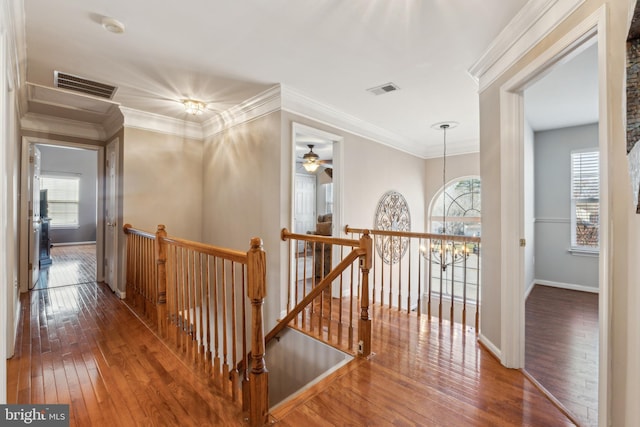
[[105, 137, 120, 293], [19, 137, 105, 292], [498, 6, 609, 424]]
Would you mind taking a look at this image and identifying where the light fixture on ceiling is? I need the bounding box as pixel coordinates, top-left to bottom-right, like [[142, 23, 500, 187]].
[[101, 17, 125, 34], [183, 99, 206, 115], [302, 145, 320, 172]]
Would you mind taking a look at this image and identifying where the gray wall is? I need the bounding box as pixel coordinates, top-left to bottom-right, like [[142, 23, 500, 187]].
[[38, 145, 98, 244], [534, 123, 599, 290]]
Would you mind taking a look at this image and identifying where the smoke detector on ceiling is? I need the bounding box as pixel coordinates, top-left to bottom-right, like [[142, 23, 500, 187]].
[[54, 71, 118, 99], [366, 82, 400, 96]]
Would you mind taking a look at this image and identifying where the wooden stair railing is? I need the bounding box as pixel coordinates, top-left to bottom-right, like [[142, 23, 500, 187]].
[[272, 228, 372, 356], [123, 224, 268, 427], [345, 225, 481, 330]]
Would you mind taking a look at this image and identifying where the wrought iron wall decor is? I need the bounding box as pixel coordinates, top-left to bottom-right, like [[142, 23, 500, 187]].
[[373, 190, 411, 264]]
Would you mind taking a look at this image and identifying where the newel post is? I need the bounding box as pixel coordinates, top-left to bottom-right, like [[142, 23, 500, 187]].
[[358, 231, 373, 357], [155, 224, 168, 337], [247, 237, 269, 427]]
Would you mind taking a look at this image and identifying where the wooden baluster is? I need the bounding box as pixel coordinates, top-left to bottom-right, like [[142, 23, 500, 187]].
[[439, 239, 443, 323], [407, 242, 412, 314], [230, 261, 239, 402], [380, 236, 385, 308], [170, 245, 179, 348], [417, 239, 422, 316], [348, 255, 354, 351], [293, 240, 299, 326], [358, 231, 372, 357], [388, 236, 393, 308], [241, 267, 249, 411], [179, 248, 187, 354], [428, 238, 433, 318], [450, 241, 455, 326], [212, 257, 221, 384], [204, 255, 212, 374], [462, 243, 468, 327], [302, 242, 307, 328], [309, 241, 316, 333], [247, 237, 268, 427], [398, 236, 402, 312], [155, 225, 168, 337], [476, 245, 481, 331], [338, 244, 344, 346], [287, 238, 292, 314], [221, 260, 229, 395], [197, 253, 205, 368], [190, 250, 198, 363]]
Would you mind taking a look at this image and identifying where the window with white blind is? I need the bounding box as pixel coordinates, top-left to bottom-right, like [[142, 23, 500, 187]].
[[40, 175, 80, 228], [570, 150, 599, 250]]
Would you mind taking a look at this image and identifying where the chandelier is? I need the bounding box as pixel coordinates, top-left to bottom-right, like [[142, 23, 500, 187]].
[[429, 122, 471, 272]]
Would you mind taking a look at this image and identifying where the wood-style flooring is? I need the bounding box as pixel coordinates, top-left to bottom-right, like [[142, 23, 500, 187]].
[[34, 244, 97, 290], [525, 285, 598, 427], [8, 276, 577, 425]]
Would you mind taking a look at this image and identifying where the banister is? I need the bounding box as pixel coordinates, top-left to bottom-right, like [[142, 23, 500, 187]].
[[161, 235, 248, 263], [281, 227, 360, 247], [344, 225, 481, 244], [123, 223, 156, 240], [265, 249, 362, 345]]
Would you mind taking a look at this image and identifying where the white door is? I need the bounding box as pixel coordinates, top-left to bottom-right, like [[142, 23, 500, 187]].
[[294, 173, 316, 236], [28, 145, 41, 289], [105, 140, 118, 292]]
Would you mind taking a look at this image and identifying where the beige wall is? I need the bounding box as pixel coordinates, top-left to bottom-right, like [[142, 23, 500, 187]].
[[202, 112, 284, 328], [479, 0, 639, 424], [122, 127, 203, 241]]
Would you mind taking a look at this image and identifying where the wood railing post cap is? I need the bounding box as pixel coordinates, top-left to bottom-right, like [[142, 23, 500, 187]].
[[157, 224, 166, 231], [250, 237, 263, 249]]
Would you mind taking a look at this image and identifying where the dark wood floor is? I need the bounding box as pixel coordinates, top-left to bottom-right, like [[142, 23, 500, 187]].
[[8, 273, 577, 426], [525, 285, 598, 427], [34, 244, 97, 290]]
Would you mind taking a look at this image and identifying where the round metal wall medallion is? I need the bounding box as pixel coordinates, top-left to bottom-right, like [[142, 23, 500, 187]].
[[374, 191, 411, 264]]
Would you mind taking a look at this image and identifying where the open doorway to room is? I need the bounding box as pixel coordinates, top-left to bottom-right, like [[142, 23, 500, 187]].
[[20, 140, 104, 292], [522, 41, 599, 427], [291, 122, 343, 298]]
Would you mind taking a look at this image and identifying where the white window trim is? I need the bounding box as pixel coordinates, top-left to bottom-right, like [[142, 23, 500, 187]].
[[40, 173, 81, 229], [570, 148, 599, 253]]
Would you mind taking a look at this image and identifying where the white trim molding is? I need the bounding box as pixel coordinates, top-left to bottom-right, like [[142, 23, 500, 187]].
[[21, 112, 106, 140], [535, 280, 599, 293], [478, 333, 502, 361], [120, 106, 203, 140], [469, 0, 586, 92]]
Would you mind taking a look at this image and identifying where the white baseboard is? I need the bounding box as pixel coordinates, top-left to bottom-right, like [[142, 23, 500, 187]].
[[524, 280, 536, 300], [535, 279, 599, 294], [478, 333, 502, 361], [8, 299, 21, 358], [52, 241, 96, 247], [115, 289, 126, 299]]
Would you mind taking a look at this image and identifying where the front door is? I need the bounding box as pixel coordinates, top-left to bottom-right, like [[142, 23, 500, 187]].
[[28, 145, 41, 289]]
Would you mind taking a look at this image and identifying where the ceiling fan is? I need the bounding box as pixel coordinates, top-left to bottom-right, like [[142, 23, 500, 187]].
[[300, 144, 332, 172]]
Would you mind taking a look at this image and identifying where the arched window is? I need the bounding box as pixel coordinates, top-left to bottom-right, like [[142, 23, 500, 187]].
[[430, 177, 481, 237]]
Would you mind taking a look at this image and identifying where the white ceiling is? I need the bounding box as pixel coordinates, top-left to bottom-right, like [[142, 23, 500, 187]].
[[23, 0, 593, 158], [525, 42, 599, 132]]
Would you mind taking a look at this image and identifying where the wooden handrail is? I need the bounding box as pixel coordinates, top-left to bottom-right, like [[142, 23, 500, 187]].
[[123, 224, 156, 239], [265, 249, 362, 345], [162, 235, 248, 263], [345, 225, 481, 244], [281, 228, 361, 247]]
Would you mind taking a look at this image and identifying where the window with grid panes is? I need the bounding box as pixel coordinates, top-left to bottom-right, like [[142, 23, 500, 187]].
[[40, 175, 80, 228]]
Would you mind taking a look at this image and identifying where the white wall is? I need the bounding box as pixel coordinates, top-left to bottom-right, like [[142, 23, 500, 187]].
[[38, 145, 98, 244], [534, 124, 599, 290]]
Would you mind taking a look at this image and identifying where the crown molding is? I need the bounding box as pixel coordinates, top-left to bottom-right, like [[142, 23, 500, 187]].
[[2, 0, 28, 115], [21, 112, 106, 140], [120, 106, 203, 140], [202, 85, 281, 138], [422, 138, 480, 159], [280, 84, 422, 158], [468, 0, 585, 93], [102, 107, 124, 140]]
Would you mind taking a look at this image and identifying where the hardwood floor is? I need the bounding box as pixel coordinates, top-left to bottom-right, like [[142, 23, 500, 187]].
[[273, 303, 575, 426], [34, 244, 97, 290], [525, 285, 598, 427], [7, 282, 244, 426], [8, 279, 577, 426]]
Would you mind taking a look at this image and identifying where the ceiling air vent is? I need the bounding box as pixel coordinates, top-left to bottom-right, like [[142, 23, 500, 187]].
[[366, 82, 400, 96], [54, 71, 118, 99]]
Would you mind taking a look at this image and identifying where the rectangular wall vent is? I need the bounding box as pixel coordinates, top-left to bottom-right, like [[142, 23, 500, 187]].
[[54, 71, 118, 99], [366, 82, 400, 96]]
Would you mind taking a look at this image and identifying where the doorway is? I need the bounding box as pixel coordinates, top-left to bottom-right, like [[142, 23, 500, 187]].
[[498, 9, 608, 427], [19, 138, 105, 293]]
